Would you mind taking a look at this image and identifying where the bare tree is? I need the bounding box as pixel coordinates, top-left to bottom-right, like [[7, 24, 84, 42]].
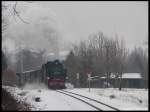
[[88, 32, 106, 76], [117, 39, 127, 90], [64, 51, 78, 86], [2, 1, 29, 33], [2, 2, 10, 33], [64, 31, 128, 89], [2, 1, 30, 70], [126, 47, 148, 88]]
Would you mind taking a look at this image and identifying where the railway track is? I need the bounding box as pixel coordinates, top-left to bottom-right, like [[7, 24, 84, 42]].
[[56, 90, 120, 111]]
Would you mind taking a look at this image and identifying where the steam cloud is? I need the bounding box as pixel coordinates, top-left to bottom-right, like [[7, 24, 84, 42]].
[[2, 2, 70, 68]]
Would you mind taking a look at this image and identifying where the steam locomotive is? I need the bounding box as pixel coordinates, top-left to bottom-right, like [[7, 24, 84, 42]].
[[17, 60, 67, 89]]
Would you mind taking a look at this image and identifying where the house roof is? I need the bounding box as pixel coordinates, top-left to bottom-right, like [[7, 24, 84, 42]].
[[101, 73, 142, 79], [122, 73, 142, 79]]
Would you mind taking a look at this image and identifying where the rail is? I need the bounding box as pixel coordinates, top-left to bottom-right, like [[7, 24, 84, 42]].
[[55, 90, 102, 111], [56, 90, 120, 111], [61, 90, 120, 111]]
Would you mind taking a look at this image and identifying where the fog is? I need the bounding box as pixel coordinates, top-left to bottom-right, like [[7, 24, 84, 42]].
[[23, 83, 48, 90], [2, 1, 148, 65], [3, 2, 68, 53]]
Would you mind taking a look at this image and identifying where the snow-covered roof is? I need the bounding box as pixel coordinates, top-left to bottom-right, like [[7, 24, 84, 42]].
[[122, 73, 142, 79], [46, 51, 69, 61], [59, 51, 70, 56], [22, 68, 41, 74], [30, 48, 41, 53], [47, 53, 55, 56], [101, 76, 106, 79], [101, 73, 142, 79], [47, 51, 69, 56]]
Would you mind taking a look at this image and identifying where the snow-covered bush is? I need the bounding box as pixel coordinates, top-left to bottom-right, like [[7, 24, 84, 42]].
[[65, 83, 74, 89]]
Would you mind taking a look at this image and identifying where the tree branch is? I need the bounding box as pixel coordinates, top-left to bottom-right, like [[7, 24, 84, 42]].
[[13, 2, 29, 24]]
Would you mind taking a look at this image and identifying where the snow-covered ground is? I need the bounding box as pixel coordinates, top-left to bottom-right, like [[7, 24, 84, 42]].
[[2, 84, 148, 111], [66, 88, 148, 110]]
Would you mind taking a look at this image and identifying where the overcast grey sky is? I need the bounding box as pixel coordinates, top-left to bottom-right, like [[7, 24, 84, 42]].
[[35, 1, 148, 48], [3, 1, 148, 52]]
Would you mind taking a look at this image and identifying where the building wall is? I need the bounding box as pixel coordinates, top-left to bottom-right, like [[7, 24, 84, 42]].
[[90, 78, 147, 88]]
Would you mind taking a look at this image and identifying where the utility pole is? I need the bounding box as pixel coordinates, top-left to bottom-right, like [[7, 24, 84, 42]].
[[119, 56, 123, 91], [87, 73, 91, 92], [104, 43, 112, 88], [19, 46, 24, 87], [21, 49, 23, 73]]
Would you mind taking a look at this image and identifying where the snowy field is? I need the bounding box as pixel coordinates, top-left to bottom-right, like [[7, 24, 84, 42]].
[[67, 88, 148, 110], [2, 84, 148, 111]]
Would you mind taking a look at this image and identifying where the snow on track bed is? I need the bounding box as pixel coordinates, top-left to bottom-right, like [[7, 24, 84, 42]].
[[56, 90, 101, 111], [57, 90, 120, 111], [3, 86, 96, 110], [2, 86, 148, 110], [66, 88, 148, 110]]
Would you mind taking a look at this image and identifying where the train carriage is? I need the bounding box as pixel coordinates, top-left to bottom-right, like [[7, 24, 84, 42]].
[[17, 60, 67, 89]]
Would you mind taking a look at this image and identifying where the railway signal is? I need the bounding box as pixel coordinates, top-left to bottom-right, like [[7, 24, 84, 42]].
[[76, 73, 80, 80], [87, 73, 91, 92], [76, 73, 80, 88]]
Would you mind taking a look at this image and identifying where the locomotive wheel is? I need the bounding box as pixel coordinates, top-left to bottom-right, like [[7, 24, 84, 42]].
[[59, 86, 66, 89]]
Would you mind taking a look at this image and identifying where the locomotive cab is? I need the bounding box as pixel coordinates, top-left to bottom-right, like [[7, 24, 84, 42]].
[[43, 60, 67, 89]]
